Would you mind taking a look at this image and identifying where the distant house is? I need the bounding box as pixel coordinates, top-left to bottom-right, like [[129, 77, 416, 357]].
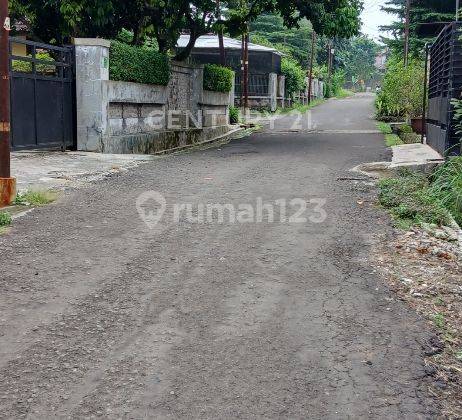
[[177, 34, 282, 75], [176, 34, 323, 110], [375, 49, 388, 71], [177, 34, 285, 109]]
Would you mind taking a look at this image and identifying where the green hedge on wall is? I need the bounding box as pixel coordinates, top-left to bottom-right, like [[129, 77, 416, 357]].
[[109, 41, 170, 86], [203, 64, 234, 93]]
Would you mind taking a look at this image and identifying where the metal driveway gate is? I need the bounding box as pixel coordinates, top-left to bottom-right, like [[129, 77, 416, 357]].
[[8, 38, 75, 150]]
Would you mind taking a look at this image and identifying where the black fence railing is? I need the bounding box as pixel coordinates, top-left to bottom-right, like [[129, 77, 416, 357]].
[[235, 73, 269, 96], [427, 22, 462, 156]]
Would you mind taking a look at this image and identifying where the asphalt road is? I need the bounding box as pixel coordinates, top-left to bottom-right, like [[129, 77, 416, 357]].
[[0, 94, 437, 419]]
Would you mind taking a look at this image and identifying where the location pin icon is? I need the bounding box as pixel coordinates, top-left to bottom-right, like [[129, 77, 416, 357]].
[[136, 191, 167, 229]]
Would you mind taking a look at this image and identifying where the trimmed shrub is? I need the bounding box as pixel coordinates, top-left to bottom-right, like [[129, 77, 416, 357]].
[[203, 64, 234, 93], [109, 40, 170, 86]]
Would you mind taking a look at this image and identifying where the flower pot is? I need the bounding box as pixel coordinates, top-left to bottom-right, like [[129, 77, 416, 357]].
[[411, 117, 425, 135], [0, 177, 16, 208]]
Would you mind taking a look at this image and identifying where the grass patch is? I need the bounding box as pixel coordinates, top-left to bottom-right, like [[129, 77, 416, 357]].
[[335, 89, 354, 99], [433, 312, 446, 329], [0, 211, 12, 227], [385, 133, 403, 147], [376, 121, 406, 146], [14, 190, 58, 206], [377, 121, 392, 134], [430, 157, 462, 226], [376, 121, 403, 146], [378, 170, 452, 228], [278, 99, 324, 114]]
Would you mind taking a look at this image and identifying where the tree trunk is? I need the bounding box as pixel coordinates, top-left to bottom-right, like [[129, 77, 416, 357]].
[[216, 0, 226, 66], [133, 25, 142, 46], [174, 31, 198, 62], [157, 37, 168, 54], [218, 31, 226, 66]]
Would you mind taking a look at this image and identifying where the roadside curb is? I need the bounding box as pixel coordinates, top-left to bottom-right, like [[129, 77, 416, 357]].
[[151, 126, 246, 155]]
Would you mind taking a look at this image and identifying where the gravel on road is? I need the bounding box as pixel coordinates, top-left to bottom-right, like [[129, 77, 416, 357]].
[[0, 94, 439, 418]]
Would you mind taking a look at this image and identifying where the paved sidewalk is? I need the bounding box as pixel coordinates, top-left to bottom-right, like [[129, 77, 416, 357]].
[[11, 151, 156, 192], [390, 143, 444, 168]]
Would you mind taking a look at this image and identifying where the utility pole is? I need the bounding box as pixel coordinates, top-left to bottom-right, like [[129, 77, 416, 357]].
[[307, 31, 316, 104], [0, 0, 16, 207], [404, 0, 411, 66], [240, 33, 244, 108], [243, 28, 249, 112], [327, 41, 333, 96], [421, 43, 429, 144]]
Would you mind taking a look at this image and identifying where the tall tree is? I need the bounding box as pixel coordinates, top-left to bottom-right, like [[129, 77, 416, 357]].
[[335, 35, 380, 86], [250, 13, 313, 68], [380, 0, 455, 56]]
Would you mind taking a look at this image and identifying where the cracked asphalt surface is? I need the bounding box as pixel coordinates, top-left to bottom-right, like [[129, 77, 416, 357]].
[[0, 94, 438, 418]]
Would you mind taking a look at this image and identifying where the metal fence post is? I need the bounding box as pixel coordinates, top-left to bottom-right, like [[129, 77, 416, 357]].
[[0, 0, 16, 207]]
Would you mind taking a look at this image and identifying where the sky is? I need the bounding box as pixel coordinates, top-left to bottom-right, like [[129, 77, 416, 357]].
[[361, 0, 396, 41]]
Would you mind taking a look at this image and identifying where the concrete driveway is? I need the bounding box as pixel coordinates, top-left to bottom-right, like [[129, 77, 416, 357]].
[[0, 94, 438, 418]]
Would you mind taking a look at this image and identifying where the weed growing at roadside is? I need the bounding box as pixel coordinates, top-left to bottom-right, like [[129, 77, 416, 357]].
[[335, 89, 354, 99], [377, 122, 392, 134], [376, 122, 402, 146], [0, 212, 12, 227], [385, 133, 403, 147], [14, 190, 58, 206], [229, 106, 240, 124], [278, 99, 324, 115], [434, 297, 446, 307], [378, 171, 452, 228], [433, 312, 446, 329], [430, 157, 462, 225]]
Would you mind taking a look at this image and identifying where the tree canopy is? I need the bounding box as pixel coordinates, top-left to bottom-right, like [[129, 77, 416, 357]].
[[250, 13, 313, 68], [380, 0, 455, 56], [11, 0, 364, 60], [334, 36, 380, 86]]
